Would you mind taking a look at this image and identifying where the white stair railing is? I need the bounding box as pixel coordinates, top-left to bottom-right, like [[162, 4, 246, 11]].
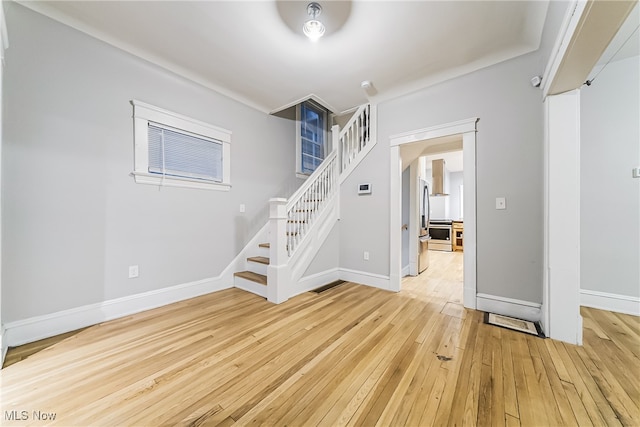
[[267, 103, 372, 303], [336, 104, 371, 173], [267, 150, 338, 303], [286, 151, 338, 256]]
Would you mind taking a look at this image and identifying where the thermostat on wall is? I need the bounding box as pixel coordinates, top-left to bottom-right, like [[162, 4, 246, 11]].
[[358, 183, 372, 195]]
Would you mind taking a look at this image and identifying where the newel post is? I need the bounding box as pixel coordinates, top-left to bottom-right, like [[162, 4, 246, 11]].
[[267, 198, 289, 304]]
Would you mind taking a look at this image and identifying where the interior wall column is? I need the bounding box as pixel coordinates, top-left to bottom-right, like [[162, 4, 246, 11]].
[[544, 89, 583, 345]]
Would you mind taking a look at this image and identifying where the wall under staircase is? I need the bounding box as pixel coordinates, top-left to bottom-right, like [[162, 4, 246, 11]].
[[233, 104, 376, 302]]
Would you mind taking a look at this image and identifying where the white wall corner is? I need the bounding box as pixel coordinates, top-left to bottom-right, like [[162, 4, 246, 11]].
[[580, 290, 640, 317], [476, 293, 542, 323], [401, 265, 410, 278]]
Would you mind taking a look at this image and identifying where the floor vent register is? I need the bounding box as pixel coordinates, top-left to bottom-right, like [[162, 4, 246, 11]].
[[484, 312, 545, 338], [311, 280, 346, 294]]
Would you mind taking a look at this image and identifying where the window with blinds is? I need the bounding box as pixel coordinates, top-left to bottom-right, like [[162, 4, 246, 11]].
[[148, 123, 222, 182], [131, 100, 232, 191]]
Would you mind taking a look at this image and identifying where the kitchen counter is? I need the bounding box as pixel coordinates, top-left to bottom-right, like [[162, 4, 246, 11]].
[[453, 221, 464, 252]]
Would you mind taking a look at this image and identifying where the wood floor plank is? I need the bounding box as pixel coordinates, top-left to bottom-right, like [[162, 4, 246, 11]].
[[1, 251, 637, 427], [562, 380, 595, 427], [510, 333, 543, 427], [555, 341, 612, 426], [574, 341, 639, 426], [533, 337, 579, 426]]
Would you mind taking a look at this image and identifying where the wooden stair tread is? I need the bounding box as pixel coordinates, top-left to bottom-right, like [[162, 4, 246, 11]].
[[234, 271, 267, 286], [247, 256, 269, 265], [258, 243, 270, 248]]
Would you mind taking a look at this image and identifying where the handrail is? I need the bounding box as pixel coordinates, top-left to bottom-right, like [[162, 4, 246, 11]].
[[338, 104, 371, 172], [285, 150, 338, 256], [285, 149, 337, 211], [338, 104, 369, 141]]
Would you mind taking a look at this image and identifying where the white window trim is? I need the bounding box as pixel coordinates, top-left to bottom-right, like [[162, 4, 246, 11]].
[[296, 101, 328, 179], [131, 99, 231, 191]]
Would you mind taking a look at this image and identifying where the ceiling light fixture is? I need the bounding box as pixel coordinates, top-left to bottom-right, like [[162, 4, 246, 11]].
[[303, 2, 325, 42]]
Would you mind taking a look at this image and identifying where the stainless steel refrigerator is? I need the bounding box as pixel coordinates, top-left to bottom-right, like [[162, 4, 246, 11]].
[[418, 179, 431, 273]]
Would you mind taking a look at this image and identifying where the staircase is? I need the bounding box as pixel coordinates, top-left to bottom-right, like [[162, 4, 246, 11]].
[[233, 103, 375, 303], [234, 243, 270, 297]]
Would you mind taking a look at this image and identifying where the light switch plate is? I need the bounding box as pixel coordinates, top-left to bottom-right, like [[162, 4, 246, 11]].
[[240, 204, 246, 213], [633, 167, 640, 178], [496, 197, 506, 210]]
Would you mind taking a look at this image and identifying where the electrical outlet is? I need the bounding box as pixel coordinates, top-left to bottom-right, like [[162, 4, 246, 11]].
[[128, 265, 139, 279], [363, 251, 370, 261], [496, 197, 506, 210]]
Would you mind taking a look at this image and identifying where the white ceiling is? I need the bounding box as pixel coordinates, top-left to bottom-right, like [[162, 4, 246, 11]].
[[20, 0, 551, 114]]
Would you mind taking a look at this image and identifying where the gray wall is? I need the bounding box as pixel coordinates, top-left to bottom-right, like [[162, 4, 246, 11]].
[[2, 4, 299, 322], [340, 50, 548, 303], [580, 55, 640, 298], [336, 1, 568, 302], [302, 222, 340, 277]]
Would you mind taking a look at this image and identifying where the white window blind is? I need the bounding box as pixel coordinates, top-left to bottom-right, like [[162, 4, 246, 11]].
[[148, 122, 222, 182]]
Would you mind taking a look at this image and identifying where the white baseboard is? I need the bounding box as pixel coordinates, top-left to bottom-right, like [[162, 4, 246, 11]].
[[292, 268, 340, 297], [293, 267, 391, 296], [339, 268, 391, 291], [476, 293, 541, 322], [580, 289, 640, 316], [4, 276, 232, 348], [3, 221, 270, 349]]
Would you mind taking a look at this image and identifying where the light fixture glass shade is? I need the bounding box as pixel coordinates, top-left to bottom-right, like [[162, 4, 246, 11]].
[[303, 19, 325, 41]]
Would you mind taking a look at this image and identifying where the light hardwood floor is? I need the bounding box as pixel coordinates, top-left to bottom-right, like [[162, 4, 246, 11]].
[[1, 251, 638, 426]]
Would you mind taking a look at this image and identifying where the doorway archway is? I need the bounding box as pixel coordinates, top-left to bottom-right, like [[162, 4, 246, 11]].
[[389, 118, 478, 309]]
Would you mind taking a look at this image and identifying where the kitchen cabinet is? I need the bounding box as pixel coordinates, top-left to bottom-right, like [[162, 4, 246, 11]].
[[453, 221, 463, 252]]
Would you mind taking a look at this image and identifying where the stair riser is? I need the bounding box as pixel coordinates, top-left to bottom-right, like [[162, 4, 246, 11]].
[[247, 260, 268, 276], [234, 276, 267, 298]]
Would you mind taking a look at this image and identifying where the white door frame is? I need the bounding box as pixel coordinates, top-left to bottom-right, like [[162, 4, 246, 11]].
[[389, 118, 478, 309]]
